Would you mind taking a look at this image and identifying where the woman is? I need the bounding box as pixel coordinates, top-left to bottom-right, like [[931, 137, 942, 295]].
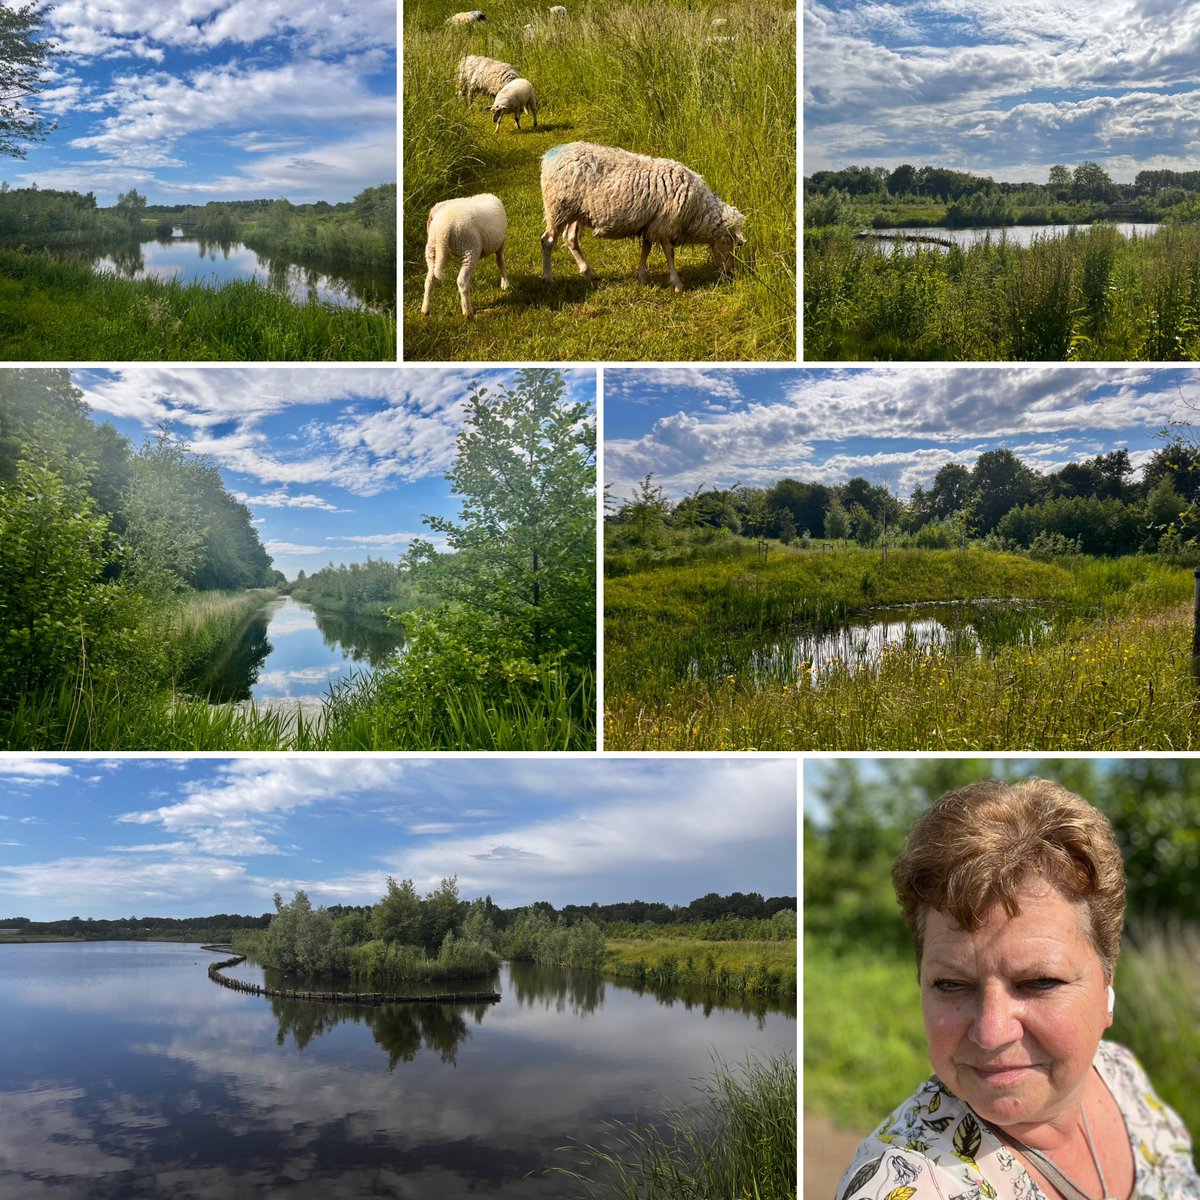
[[836, 778, 1200, 1200]]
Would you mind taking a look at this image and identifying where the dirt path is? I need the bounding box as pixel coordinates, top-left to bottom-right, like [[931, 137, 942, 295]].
[[804, 1112, 869, 1199]]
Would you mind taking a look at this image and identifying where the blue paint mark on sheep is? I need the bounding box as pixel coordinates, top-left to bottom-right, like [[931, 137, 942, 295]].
[[542, 143, 575, 162]]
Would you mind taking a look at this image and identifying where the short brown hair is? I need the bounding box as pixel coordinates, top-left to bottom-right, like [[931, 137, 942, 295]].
[[891, 778, 1126, 977]]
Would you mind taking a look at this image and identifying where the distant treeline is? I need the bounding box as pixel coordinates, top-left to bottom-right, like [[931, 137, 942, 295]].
[[0, 184, 397, 270], [804, 162, 1200, 228], [287, 557, 429, 614], [608, 441, 1200, 564], [0, 913, 271, 942]]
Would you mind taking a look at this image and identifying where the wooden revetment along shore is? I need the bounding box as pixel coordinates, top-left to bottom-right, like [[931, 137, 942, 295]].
[[204, 952, 502, 1007]]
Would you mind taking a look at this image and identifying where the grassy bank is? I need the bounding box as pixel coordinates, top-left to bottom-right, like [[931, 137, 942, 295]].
[[804, 932, 1200, 1161], [804, 223, 1200, 360], [555, 1053, 797, 1200], [403, 0, 795, 360], [604, 547, 1197, 750], [604, 937, 796, 999], [0, 249, 395, 360]]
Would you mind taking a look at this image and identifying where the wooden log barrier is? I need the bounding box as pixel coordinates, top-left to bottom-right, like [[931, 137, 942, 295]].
[[205, 953, 501, 1006]]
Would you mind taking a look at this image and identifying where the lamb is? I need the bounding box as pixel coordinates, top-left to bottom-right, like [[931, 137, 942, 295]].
[[488, 78, 539, 133], [446, 9, 487, 24], [539, 141, 745, 292], [455, 54, 519, 104], [422, 193, 510, 319]]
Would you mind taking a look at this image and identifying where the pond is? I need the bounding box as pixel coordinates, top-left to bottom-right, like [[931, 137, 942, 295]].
[[863, 222, 1161, 253], [186, 596, 405, 705], [0, 942, 795, 1199], [58, 234, 393, 311], [745, 599, 1060, 686]]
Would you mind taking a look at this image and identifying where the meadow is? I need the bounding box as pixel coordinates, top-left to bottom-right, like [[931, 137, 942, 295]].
[[804, 223, 1200, 361], [604, 543, 1200, 750], [0, 250, 396, 361], [403, 0, 795, 360]]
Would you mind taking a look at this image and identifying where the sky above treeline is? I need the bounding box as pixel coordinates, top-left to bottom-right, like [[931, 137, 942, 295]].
[[0, 757, 797, 921], [804, 0, 1200, 182], [72, 367, 596, 581], [604, 366, 1197, 505], [6, 0, 395, 205]]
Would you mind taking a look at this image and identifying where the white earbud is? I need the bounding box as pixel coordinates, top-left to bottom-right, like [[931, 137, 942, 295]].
[[1106, 985, 1115, 1016]]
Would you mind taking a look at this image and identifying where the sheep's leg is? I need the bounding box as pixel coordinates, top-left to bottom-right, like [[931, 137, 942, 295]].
[[422, 268, 436, 315], [663, 241, 683, 292], [514, 112, 521, 130], [541, 226, 559, 282], [496, 245, 510, 291], [564, 221, 595, 279], [531, 101, 539, 131], [637, 236, 653, 285], [456, 250, 479, 318]]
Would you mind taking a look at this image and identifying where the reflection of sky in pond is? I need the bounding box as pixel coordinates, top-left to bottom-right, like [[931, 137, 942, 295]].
[[92, 239, 382, 310], [1, 943, 795, 1200], [247, 598, 399, 701], [866, 223, 1160, 255]]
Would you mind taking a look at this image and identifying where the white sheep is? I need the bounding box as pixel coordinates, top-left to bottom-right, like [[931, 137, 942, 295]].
[[488, 78, 539, 133], [549, 4, 567, 14], [446, 9, 487, 24], [455, 54, 519, 104], [422, 193, 510, 319], [539, 141, 745, 292]]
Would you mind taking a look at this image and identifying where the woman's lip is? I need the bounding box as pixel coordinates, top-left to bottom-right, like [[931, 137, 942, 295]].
[[969, 1064, 1037, 1083]]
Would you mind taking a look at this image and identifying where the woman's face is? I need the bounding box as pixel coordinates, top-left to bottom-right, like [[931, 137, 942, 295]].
[[920, 881, 1113, 1134]]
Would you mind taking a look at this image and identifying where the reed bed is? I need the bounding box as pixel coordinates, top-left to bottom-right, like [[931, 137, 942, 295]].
[[604, 938, 796, 999], [804, 223, 1200, 360], [403, 0, 795, 360], [0, 250, 395, 360], [554, 1053, 797, 1200]]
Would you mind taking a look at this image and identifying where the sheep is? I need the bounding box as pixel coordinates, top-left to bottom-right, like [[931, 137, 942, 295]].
[[422, 194, 510, 319], [455, 54, 519, 104], [446, 9, 487, 24], [549, 4, 567, 14], [539, 141, 745, 292], [488, 78, 539, 133]]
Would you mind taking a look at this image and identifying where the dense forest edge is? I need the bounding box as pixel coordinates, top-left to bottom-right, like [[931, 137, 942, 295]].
[[0, 368, 596, 750], [803, 162, 1200, 361], [604, 440, 1200, 749], [805, 759, 1200, 1168]]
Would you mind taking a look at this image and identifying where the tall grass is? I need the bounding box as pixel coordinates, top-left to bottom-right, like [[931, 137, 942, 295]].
[[403, 0, 794, 360], [0, 249, 395, 360], [604, 937, 797, 999], [804, 224, 1200, 360], [554, 1053, 797, 1200]]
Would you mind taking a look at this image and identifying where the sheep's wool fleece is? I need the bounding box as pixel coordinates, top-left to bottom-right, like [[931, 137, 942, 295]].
[[427, 195, 507, 259], [457, 55, 518, 96], [541, 142, 741, 244]]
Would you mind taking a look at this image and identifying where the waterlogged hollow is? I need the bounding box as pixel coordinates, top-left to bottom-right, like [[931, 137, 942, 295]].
[[863, 222, 1161, 254], [0, 942, 795, 1199], [713, 599, 1061, 686], [53, 233, 394, 310], [186, 595, 405, 705]]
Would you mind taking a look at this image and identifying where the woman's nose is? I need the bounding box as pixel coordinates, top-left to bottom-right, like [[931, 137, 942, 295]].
[[970, 984, 1021, 1048]]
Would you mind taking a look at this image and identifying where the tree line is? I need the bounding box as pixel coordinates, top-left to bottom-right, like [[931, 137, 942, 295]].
[[608, 440, 1200, 563], [0, 369, 278, 702]]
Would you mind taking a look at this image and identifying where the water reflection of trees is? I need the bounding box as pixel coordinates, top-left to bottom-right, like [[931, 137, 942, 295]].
[[267, 994, 490, 1069], [309, 607, 405, 669], [507, 962, 606, 1016], [184, 612, 272, 702]]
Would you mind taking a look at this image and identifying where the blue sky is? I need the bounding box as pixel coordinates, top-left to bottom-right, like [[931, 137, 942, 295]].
[[6, 0, 395, 205], [604, 366, 1199, 504], [73, 367, 597, 581], [0, 757, 798, 921], [804, 0, 1200, 182]]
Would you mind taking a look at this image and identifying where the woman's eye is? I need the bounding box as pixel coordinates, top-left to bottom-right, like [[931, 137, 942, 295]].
[[931, 979, 968, 993], [1022, 978, 1064, 992]]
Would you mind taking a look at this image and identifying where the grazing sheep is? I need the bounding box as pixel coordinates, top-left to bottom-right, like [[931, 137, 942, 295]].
[[549, 4, 567, 14], [539, 141, 745, 291], [455, 54, 519, 104], [488, 78, 539, 133], [422, 193, 510, 319], [446, 9, 487, 24]]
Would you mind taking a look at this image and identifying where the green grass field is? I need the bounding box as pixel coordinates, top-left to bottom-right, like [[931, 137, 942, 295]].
[[604, 545, 1199, 750], [403, 0, 795, 360]]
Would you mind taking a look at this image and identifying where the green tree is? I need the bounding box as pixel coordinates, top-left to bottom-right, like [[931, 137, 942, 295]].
[[0, 3, 57, 158], [823, 496, 850, 541], [371, 876, 423, 945], [422, 876, 464, 951]]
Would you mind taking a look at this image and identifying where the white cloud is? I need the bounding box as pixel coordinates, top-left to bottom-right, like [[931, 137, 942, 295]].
[[0, 760, 76, 787]]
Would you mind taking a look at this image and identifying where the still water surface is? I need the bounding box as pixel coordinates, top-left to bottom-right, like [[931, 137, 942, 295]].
[[865, 222, 1161, 253], [0, 942, 795, 1199], [188, 596, 404, 704]]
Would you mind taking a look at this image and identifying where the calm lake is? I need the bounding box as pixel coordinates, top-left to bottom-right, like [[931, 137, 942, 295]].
[[864, 222, 1161, 253], [56, 234, 394, 310], [187, 596, 404, 704], [0, 942, 796, 1200]]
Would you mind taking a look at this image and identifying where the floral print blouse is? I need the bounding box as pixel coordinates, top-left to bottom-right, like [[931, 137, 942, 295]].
[[836, 1041, 1200, 1200]]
